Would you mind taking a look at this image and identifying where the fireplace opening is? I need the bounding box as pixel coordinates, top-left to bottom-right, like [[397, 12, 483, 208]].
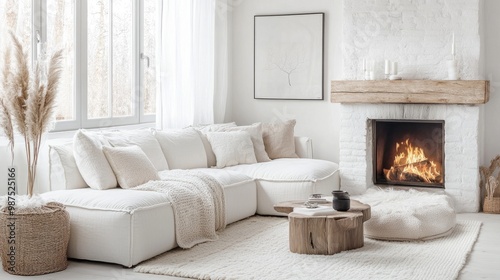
[[372, 119, 445, 188]]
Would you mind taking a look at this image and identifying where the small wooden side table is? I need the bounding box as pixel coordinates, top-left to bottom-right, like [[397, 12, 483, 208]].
[[274, 200, 371, 255]]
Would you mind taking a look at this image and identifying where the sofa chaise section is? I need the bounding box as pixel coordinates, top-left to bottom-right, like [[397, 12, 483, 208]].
[[41, 169, 257, 267]]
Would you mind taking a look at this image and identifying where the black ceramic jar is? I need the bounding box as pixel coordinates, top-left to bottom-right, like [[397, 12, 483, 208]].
[[331, 190, 350, 211]]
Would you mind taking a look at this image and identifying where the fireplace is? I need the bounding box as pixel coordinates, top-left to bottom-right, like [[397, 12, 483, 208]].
[[372, 119, 445, 188]]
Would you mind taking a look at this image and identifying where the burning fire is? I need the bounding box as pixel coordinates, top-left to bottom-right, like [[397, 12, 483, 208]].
[[383, 139, 443, 184]]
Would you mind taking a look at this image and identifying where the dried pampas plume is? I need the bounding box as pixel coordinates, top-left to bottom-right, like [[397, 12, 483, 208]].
[[1, 48, 15, 163], [8, 31, 30, 137], [0, 98, 14, 162], [0, 31, 63, 197]]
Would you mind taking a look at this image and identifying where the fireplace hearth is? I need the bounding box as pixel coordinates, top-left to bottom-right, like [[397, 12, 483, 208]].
[[372, 120, 444, 188]]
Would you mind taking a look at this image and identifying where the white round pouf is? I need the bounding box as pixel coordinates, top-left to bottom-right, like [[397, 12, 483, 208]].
[[355, 188, 457, 241]]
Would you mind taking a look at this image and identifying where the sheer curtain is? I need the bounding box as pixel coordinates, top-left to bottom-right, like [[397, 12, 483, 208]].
[[156, 0, 216, 129]]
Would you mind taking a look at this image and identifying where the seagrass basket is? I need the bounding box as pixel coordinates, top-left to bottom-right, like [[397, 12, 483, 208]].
[[480, 155, 500, 214], [0, 202, 70, 275], [483, 196, 500, 214]]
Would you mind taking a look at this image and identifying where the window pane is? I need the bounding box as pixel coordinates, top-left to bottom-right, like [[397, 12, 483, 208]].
[[112, 0, 133, 117], [87, 0, 110, 119], [47, 0, 75, 121], [143, 0, 158, 115], [0, 0, 32, 54]]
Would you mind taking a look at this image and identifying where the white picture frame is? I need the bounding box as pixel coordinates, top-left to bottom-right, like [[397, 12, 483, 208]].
[[254, 13, 324, 100]]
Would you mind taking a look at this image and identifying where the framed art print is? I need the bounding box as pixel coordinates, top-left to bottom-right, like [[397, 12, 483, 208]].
[[254, 13, 324, 100]]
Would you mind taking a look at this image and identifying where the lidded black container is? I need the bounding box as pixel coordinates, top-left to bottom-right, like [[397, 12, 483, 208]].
[[331, 190, 350, 211]]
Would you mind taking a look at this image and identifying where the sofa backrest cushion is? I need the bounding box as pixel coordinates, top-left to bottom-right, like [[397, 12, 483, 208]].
[[262, 119, 299, 159], [219, 123, 270, 163], [206, 131, 257, 168], [73, 130, 117, 190], [101, 130, 169, 171], [154, 128, 208, 169], [49, 141, 88, 190], [103, 145, 160, 189]]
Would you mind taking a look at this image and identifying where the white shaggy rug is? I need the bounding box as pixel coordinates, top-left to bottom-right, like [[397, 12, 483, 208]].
[[135, 216, 481, 280]]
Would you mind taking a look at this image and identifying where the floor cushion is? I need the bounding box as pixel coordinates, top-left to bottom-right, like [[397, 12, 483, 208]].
[[354, 188, 457, 241]]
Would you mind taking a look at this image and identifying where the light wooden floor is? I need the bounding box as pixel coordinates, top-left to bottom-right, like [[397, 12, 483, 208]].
[[1, 213, 499, 280]]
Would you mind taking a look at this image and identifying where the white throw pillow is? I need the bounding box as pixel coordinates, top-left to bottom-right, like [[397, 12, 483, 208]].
[[101, 130, 169, 171], [262, 119, 299, 159], [206, 131, 257, 168], [221, 123, 270, 162], [73, 130, 117, 190], [193, 122, 237, 167], [48, 141, 88, 190], [154, 128, 208, 169], [102, 145, 160, 189]]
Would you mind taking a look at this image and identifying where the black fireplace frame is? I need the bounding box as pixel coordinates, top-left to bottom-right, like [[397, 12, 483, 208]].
[[372, 119, 445, 189]]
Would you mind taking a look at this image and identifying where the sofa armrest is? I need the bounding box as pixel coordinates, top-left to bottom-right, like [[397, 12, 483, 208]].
[[294, 136, 313, 159]]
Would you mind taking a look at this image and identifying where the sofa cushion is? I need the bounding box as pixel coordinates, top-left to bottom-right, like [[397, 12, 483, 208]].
[[102, 130, 169, 171], [226, 158, 340, 216], [49, 140, 88, 190], [73, 130, 117, 190], [262, 120, 298, 159], [206, 131, 257, 168], [220, 123, 270, 162], [103, 145, 160, 189], [225, 158, 338, 182], [154, 128, 207, 169]]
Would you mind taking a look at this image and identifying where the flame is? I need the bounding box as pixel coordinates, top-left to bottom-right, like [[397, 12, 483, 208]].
[[384, 139, 442, 184]]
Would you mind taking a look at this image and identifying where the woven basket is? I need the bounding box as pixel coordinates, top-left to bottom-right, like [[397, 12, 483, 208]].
[[0, 202, 70, 275], [483, 196, 500, 214]]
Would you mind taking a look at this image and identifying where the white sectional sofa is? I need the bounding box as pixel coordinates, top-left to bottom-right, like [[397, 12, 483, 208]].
[[41, 122, 340, 267]]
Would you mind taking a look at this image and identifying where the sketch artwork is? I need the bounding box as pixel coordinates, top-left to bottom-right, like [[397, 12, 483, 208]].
[[254, 13, 324, 100]]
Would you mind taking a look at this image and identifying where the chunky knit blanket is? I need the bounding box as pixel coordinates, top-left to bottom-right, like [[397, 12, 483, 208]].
[[133, 170, 225, 248]]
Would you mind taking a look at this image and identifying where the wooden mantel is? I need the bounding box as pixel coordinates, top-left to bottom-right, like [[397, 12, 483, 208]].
[[331, 80, 489, 104]]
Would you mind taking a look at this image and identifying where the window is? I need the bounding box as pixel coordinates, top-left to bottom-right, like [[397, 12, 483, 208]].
[[0, 0, 158, 131]]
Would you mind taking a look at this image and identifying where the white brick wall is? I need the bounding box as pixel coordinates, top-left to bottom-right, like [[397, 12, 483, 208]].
[[339, 104, 480, 212], [343, 0, 481, 80]]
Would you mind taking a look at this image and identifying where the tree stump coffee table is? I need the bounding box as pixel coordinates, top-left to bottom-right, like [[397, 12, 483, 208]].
[[274, 200, 371, 255]]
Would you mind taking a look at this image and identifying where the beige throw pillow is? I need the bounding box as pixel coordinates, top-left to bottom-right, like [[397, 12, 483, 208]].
[[102, 130, 169, 171], [206, 131, 257, 168], [262, 119, 299, 159], [103, 145, 160, 189]]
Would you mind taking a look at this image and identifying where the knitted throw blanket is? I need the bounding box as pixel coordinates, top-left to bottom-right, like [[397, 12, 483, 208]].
[[133, 170, 226, 248]]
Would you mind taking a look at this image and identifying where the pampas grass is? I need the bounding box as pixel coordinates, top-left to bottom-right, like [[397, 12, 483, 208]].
[[0, 32, 63, 197]]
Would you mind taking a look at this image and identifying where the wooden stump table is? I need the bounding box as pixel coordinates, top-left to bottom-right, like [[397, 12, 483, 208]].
[[274, 200, 371, 255]]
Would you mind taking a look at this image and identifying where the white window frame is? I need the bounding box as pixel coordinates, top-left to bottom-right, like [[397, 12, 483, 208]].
[[31, 0, 155, 131]]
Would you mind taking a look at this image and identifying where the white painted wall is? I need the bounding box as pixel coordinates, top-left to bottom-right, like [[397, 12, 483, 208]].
[[230, 0, 343, 162]]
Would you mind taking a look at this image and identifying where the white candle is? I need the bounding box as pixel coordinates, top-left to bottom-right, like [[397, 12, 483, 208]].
[[37, 42, 42, 60], [391, 61, 398, 75], [451, 33, 455, 56], [384, 60, 390, 75]]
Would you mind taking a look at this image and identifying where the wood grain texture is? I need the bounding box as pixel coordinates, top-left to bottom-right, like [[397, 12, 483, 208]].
[[289, 212, 364, 255], [330, 80, 489, 104]]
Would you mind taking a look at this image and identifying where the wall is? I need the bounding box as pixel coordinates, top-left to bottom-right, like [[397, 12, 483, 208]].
[[483, 0, 500, 165], [343, 0, 480, 80], [230, 0, 343, 162]]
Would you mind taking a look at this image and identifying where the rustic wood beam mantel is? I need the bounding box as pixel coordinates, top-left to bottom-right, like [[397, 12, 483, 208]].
[[330, 80, 489, 104]]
